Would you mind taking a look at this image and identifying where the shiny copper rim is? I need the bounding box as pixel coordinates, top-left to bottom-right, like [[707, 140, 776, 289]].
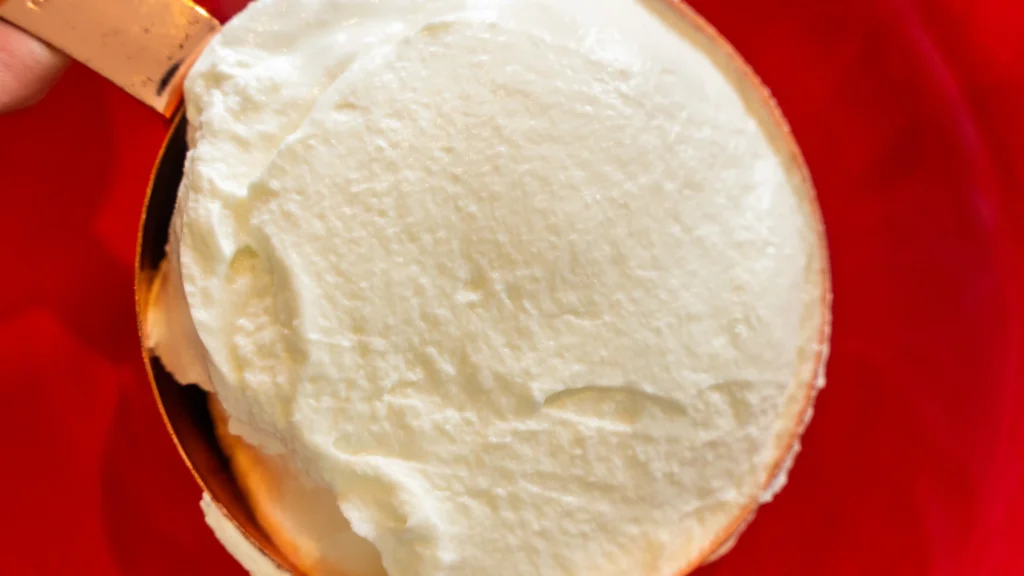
[[134, 109, 299, 573], [661, 1, 831, 573], [132, 2, 832, 574]]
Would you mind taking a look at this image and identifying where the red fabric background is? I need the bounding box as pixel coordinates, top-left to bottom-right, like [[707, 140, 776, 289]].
[[0, 0, 1021, 574]]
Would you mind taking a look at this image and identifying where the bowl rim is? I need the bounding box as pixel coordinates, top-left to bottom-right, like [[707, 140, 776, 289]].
[[134, 109, 302, 573]]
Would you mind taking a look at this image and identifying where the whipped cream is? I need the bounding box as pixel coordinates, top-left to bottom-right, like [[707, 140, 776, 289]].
[[148, 0, 830, 575]]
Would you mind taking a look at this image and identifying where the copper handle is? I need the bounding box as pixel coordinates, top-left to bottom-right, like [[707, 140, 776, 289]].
[[0, 0, 220, 117]]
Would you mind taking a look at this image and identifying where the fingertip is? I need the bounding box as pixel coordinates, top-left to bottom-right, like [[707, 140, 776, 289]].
[[0, 20, 70, 114]]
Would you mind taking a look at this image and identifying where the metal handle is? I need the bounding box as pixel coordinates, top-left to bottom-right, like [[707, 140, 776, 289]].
[[0, 0, 220, 117]]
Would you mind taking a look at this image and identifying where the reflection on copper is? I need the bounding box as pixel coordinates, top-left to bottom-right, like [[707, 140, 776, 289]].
[[135, 111, 300, 574]]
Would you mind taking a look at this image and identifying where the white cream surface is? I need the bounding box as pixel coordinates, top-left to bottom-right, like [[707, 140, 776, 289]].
[[148, 0, 829, 575]]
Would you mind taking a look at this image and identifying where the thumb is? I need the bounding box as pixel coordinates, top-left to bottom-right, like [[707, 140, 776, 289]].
[[0, 20, 69, 114]]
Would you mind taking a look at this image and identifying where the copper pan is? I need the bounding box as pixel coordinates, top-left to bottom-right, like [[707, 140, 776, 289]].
[[2, 1, 828, 574]]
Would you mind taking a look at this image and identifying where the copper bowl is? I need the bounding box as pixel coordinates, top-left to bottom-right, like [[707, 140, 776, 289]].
[[131, 1, 827, 574]]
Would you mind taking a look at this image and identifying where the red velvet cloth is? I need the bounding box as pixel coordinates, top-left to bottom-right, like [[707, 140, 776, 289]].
[[0, 1, 1020, 574]]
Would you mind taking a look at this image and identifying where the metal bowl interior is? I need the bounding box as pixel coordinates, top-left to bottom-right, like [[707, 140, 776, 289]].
[[134, 111, 298, 573]]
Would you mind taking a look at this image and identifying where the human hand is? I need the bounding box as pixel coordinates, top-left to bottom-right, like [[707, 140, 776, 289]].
[[0, 20, 68, 114]]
